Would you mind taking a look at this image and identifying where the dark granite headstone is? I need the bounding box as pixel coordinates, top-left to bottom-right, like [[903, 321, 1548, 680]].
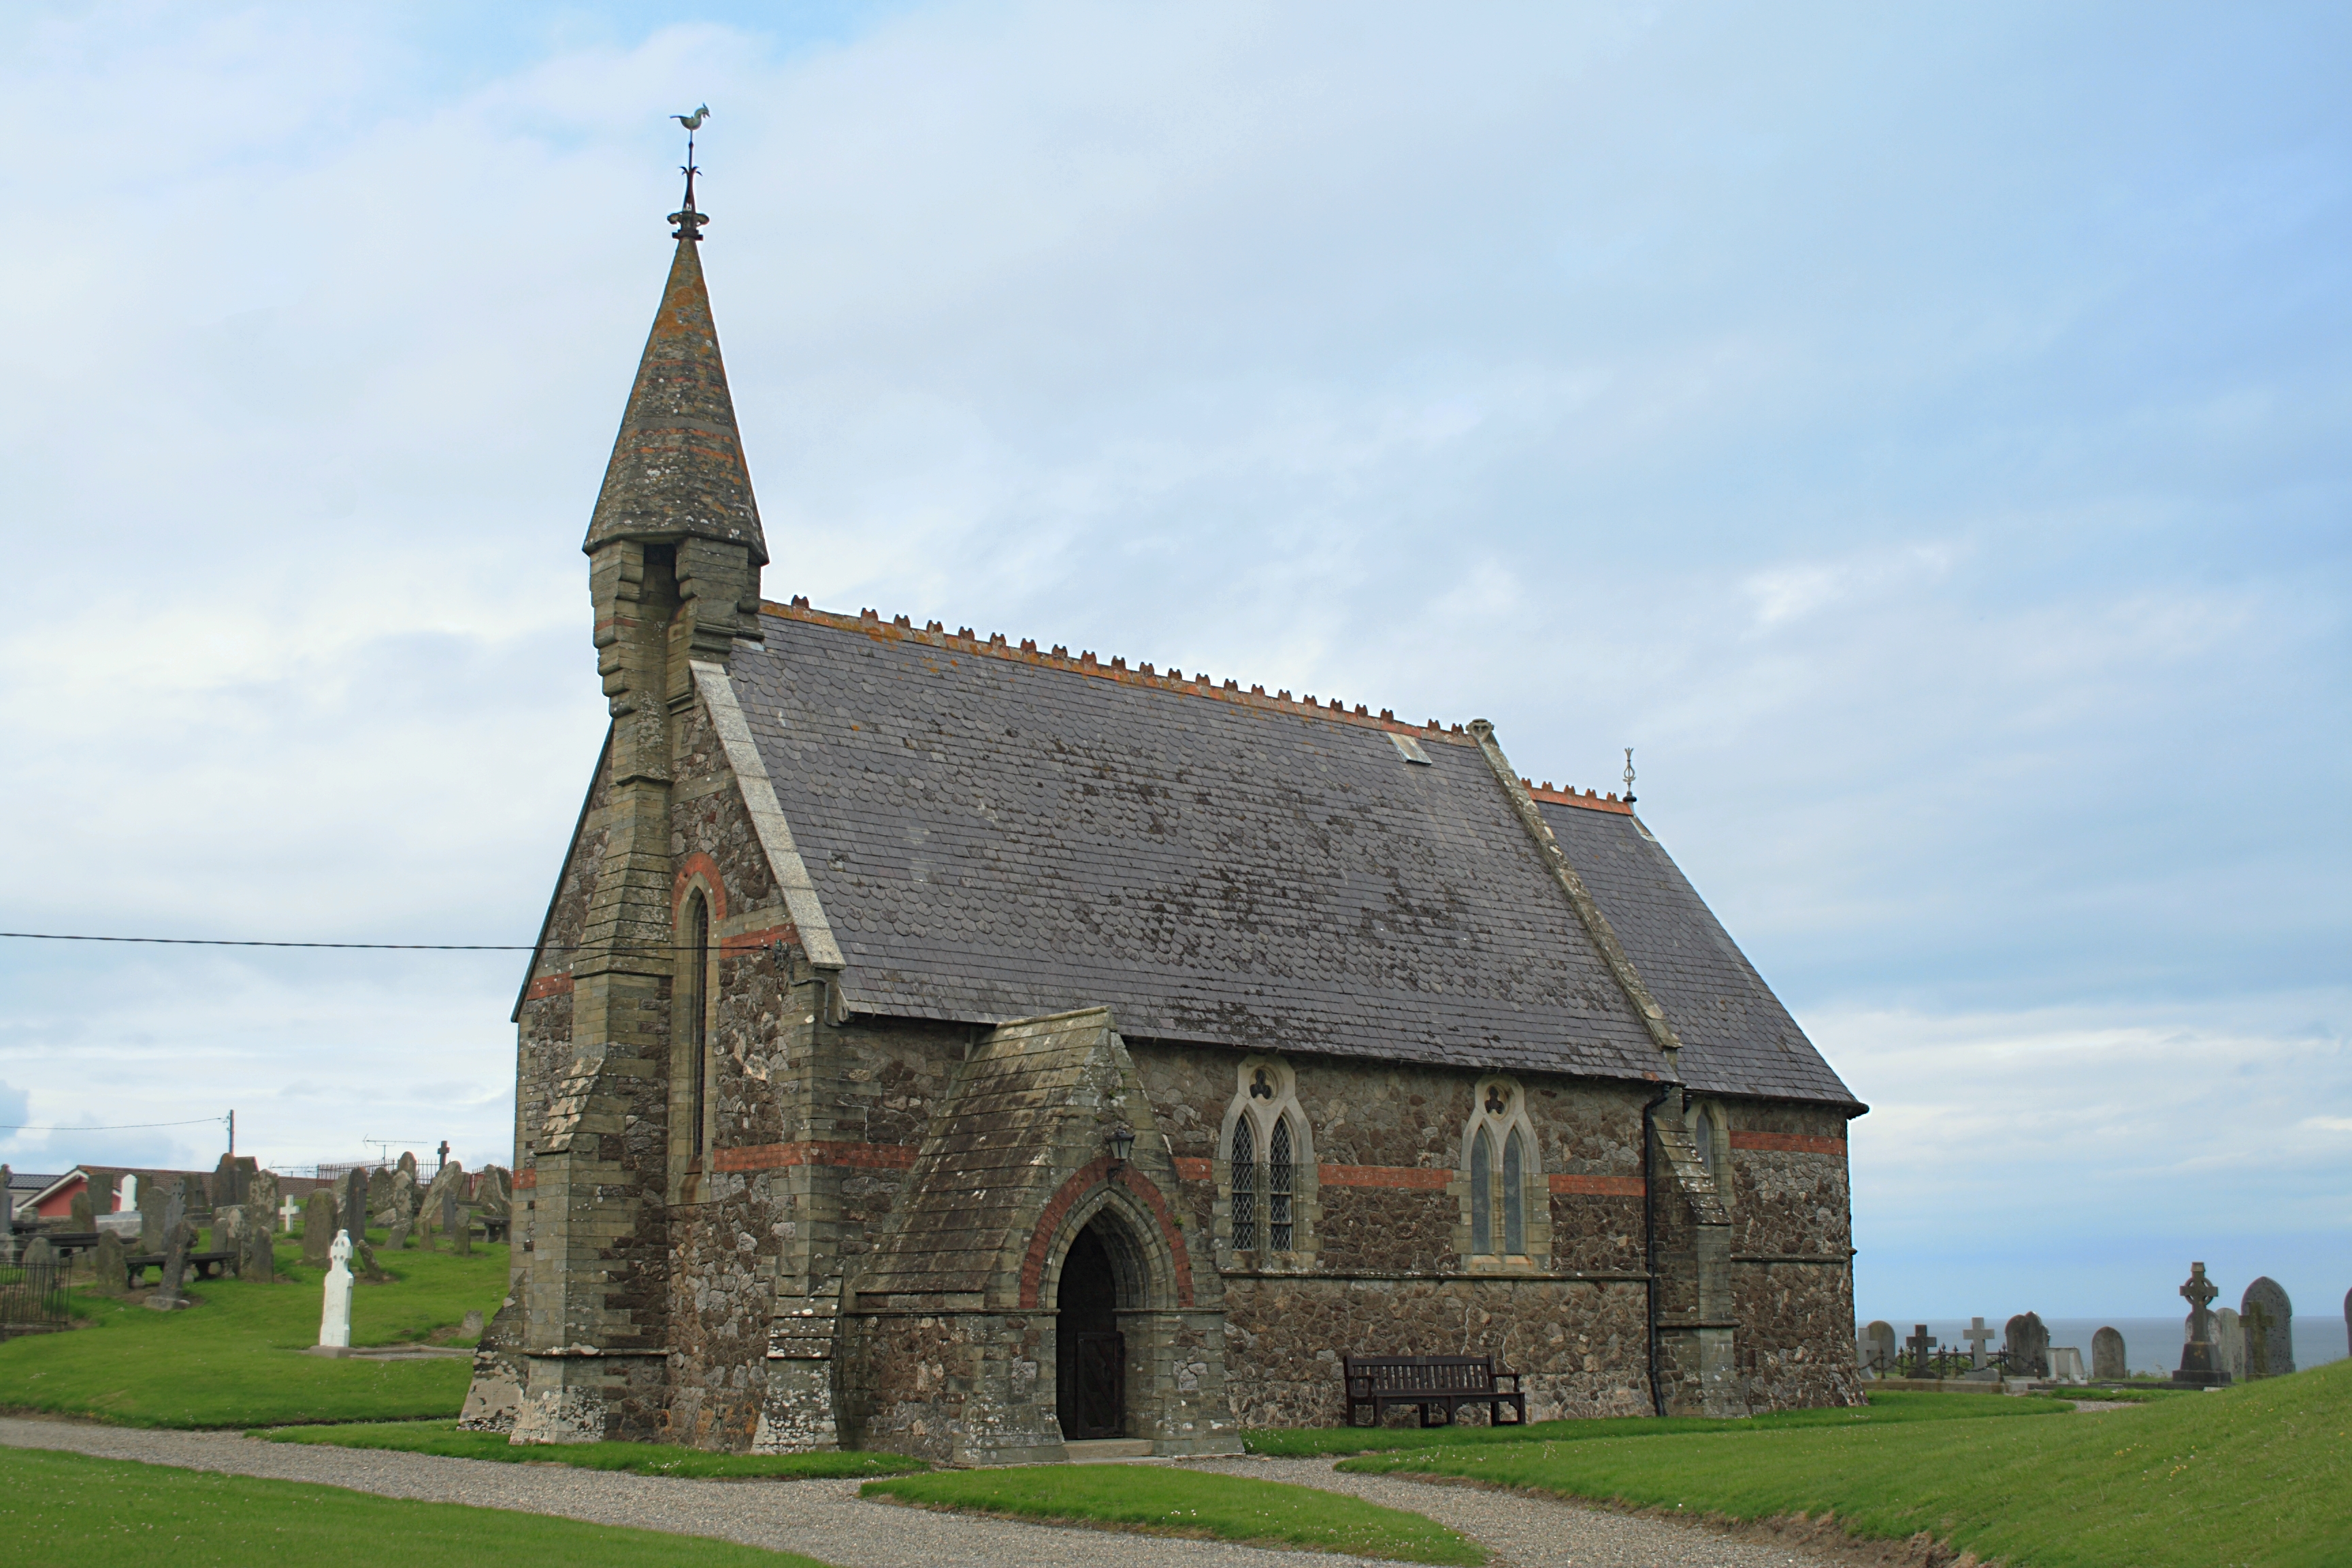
[[211, 1154, 257, 1209], [444, 1191, 470, 1255], [301, 1190, 338, 1268], [147, 1187, 192, 1310], [2241, 1277, 2294, 1379], [2092, 1325, 2126, 1380], [343, 1169, 370, 1242], [2004, 1311, 2049, 1377]]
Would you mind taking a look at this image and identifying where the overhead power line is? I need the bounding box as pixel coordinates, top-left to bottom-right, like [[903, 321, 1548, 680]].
[[0, 1115, 229, 1133]]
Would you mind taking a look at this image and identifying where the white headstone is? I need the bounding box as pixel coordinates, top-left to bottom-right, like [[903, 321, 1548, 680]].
[[318, 1229, 354, 1350], [1963, 1316, 1994, 1369], [116, 1173, 138, 1213], [279, 1196, 301, 1234], [2050, 1345, 2086, 1382]]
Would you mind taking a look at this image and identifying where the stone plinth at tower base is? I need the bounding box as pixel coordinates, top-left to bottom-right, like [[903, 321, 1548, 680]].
[[510, 1349, 671, 1445], [1656, 1324, 1750, 1418]]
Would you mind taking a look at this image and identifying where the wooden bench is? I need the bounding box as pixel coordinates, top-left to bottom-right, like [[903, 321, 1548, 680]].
[[1343, 1354, 1527, 1428]]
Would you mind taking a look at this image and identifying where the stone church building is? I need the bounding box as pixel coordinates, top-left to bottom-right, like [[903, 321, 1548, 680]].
[[463, 179, 1867, 1461]]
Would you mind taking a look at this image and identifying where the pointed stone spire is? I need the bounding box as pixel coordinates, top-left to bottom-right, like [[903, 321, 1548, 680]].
[[583, 174, 768, 566]]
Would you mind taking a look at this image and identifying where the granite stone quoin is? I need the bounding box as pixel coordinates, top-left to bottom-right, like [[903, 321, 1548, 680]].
[[463, 173, 1869, 1458]]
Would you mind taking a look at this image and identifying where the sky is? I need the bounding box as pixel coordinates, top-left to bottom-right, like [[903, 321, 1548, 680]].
[[0, 2, 2344, 1326]]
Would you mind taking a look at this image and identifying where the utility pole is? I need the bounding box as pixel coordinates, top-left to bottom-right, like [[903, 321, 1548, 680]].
[[227, 1109, 235, 1157]]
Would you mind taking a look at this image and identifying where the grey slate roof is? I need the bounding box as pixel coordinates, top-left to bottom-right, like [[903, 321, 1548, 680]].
[[1541, 803, 1855, 1106], [730, 608, 1856, 1107]]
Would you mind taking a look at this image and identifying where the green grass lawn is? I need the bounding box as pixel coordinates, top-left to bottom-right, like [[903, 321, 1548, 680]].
[[864, 1465, 1485, 1565], [261, 1418, 927, 1478], [0, 1236, 505, 1428], [1339, 1359, 2352, 1567], [0, 1446, 830, 1567], [1245, 1387, 2077, 1456]]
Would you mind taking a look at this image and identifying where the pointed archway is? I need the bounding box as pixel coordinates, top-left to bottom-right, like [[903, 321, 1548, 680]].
[[1049, 1203, 1154, 1442]]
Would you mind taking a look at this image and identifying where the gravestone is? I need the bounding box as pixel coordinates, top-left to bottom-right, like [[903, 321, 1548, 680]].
[[317, 1230, 354, 1349], [2004, 1311, 2050, 1377], [368, 1165, 394, 1218], [69, 1190, 93, 1230], [343, 1169, 371, 1242], [301, 1190, 338, 1268], [2213, 1307, 2245, 1380], [387, 1168, 416, 1249], [137, 1177, 170, 1252], [2092, 1326, 2126, 1380], [476, 1166, 512, 1242], [210, 1154, 256, 1209], [147, 1187, 193, 1311], [1963, 1316, 1993, 1369], [92, 1229, 129, 1296], [21, 1236, 54, 1269], [444, 1191, 470, 1256], [115, 1173, 137, 1215], [2173, 1260, 2228, 1386], [217, 1202, 245, 1260], [417, 1161, 465, 1246], [397, 1150, 417, 1182], [242, 1205, 276, 1282], [1905, 1324, 1936, 1377], [1862, 1320, 1896, 1373], [2241, 1277, 2293, 1379], [2050, 1346, 2085, 1382]]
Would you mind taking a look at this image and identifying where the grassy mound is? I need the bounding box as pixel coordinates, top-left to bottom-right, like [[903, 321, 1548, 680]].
[[0, 1446, 833, 1567], [1246, 1388, 2076, 1456], [1340, 1360, 2352, 1567], [0, 1237, 504, 1428], [262, 1418, 926, 1477], [865, 1464, 1485, 1565]]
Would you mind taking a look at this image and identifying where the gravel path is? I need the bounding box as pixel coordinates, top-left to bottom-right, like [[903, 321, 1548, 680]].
[[0, 1419, 1371, 1568], [1181, 1456, 1835, 1568]]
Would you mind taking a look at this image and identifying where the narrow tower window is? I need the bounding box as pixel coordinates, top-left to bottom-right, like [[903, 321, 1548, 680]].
[[1470, 1127, 1494, 1255], [1230, 1117, 1258, 1252], [1503, 1126, 1526, 1255], [688, 892, 710, 1165], [1267, 1115, 1294, 1252]]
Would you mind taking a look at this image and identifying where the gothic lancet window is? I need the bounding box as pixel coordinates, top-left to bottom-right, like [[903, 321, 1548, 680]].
[[1267, 1115, 1294, 1252], [1230, 1118, 1258, 1252], [687, 892, 710, 1166], [1469, 1127, 1494, 1255], [1502, 1126, 1526, 1255]]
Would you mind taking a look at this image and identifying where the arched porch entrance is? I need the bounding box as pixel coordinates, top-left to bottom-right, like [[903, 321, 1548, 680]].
[[1053, 1211, 1149, 1441]]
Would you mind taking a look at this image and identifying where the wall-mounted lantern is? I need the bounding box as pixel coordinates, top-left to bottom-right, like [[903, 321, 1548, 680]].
[[1106, 1124, 1137, 1170]]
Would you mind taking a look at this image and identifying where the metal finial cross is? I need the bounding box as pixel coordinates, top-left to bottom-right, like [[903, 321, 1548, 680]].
[[1622, 747, 1637, 805]]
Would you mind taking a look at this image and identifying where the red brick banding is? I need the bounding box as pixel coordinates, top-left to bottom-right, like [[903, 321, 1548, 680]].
[[1172, 1156, 1212, 1181], [1548, 1173, 1647, 1196], [523, 974, 574, 1000], [512, 1169, 538, 1190], [1729, 1132, 1845, 1156], [1019, 1157, 1195, 1309], [719, 922, 798, 958], [710, 1140, 918, 1173]]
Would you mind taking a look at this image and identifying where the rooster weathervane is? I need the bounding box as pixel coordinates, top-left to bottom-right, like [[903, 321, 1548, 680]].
[[669, 103, 711, 240]]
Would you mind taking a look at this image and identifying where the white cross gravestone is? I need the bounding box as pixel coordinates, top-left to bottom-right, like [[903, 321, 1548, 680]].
[[278, 1196, 301, 1235], [318, 1230, 354, 1350], [116, 1173, 137, 1213], [1963, 1317, 1994, 1369]]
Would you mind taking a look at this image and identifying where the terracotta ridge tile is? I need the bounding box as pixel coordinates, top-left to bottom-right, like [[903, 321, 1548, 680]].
[[760, 595, 1480, 743]]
